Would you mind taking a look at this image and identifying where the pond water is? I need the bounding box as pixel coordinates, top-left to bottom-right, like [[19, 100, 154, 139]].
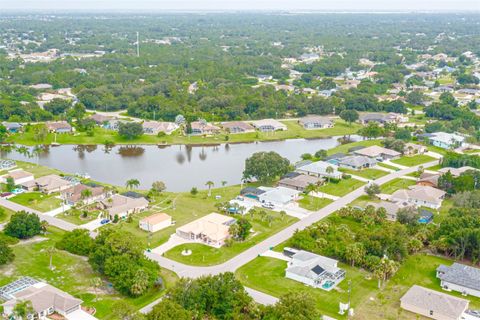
[[3, 136, 361, 192]]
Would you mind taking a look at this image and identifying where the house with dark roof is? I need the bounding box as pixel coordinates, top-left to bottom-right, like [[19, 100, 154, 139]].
[[417, 172, 440, 188], [338, 155, 377, 170], [2, 122, 22, 133], [221, 121, 255, 134], [278, 174, 321, 192], [437, 263, 480, 298], [240, 187, 265, 200]]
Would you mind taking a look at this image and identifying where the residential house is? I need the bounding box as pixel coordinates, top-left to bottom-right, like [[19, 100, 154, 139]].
[[62, 184, 107, 205], [400, 285, 469, 320], [296, 161, 342, 179], [89, 113, 113, 125], [226, 199, 254, 215], [221, 121, 255, 134], [284, 248, 345, 291], [338, 155, 377, 170], [257, 74, 273, 81], [428, 132, 466, 149], [139, 213, 172, 233], [251, 119, 287, 132], [142, 121, 178, 135], [299, 53, 320, 63], [358, 112, 408, 125], [278, 173, 321, 192], [417, 172, 439, 188], [354, 145, 401, 160], [0, 169, 34, 185], [99, 194, 149, 220], [176, 212, 236, 248], [1, 278, 95, 320], [298, 116, 334, 130], [21, 174, 72, 194], [2, 122, 22, 133], [190, 121, 220, 135], [433, 86, 454, 93], [370, 201, 403, 221], [404, 143, 428, 155], [0, 159, 16, 170], [438, 166, 478, 177], [257, 186, 301, 206], [390, 185, 446, 209], [437, 263, 480, 298], [239, 187, 266, 200], [45, 121, 72, 133]]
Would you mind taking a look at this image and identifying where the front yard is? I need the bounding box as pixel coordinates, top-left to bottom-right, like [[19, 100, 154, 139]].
[[380, 178, 416, 194], [298, 196, 333, 211], [340, 168, 388, 180], [391, 154, 436, 167], [56, 207, 102, 225], [317, 178, 366, 197], [163, 210, 298, 266], [9, 192, 63, 212], [235, 256, 378, 319]]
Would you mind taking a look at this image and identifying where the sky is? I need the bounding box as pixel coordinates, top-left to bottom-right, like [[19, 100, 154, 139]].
[[2, 0, 480, 12]]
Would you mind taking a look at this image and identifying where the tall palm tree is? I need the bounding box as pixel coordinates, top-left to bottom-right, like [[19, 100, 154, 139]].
[[80, 188, 93, 204], [326, 166, 335, 183], [46, 246, 56, 270], [91, 277, 102, 302], [125, 179, 140, 190], [32, 145, 43, 165], [205, 181, 214, 197]]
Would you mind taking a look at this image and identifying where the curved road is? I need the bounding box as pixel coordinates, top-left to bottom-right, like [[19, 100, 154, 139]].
[[146, 160, 439, 278]]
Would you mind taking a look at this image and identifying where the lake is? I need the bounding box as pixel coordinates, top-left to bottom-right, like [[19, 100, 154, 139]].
[[2, 136, 361, 192]]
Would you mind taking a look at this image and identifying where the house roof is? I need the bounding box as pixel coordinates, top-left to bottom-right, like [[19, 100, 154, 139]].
[[296, 161, 340, 176], [190, 121, 220, 132], [3, 282, 82, 315], [298, 116, 333, 126], [177, 213, 235, 241], [354, 145, 401, 158], [89, 114, 113, 123], [400, 285, 469, 319], [2, 122, 22, 129], [429, 132, 465, 145], [418, 172, 440, 186], [221, 121, 254, 131], [391, 185, 446, 205], [240, 187, 265, 196], [46, 121, 72, 131], [279, 174, 320, 189], [23, 174, 71, 192], [258, 186, 301, 203], [438, 166, 477, 177], [100, 194, 149, 216], [287, 250, 341, 281], [437, 263, 480, 292], [142, 121, 178, 133], [63, 184, 105, 203], [251, 119, 287, 129], [141, 213, 171, 225], [370, 201, 402, 217], [339, 155, 377, 168], [4, 169, 33, 180]]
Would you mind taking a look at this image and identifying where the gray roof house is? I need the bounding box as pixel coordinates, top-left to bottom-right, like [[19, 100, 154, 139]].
[[437, 263, 480, 298], [338, 155, 377, 170], [284, 248, 345, 291], [298, 116, 334, 130], [400, 285, 469, 320], [296, 161, 342, 179]]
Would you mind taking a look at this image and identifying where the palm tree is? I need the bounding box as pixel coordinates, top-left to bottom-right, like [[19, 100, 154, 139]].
[[266, 214, 274, 227], [326, 166, 334, 183], [205, 181, 214, 197], [125, 179, 140, 190], [46, 246, 56, 270], [345, 243, 366, 267], [91, 277, 102, 302], [373, 257, 399, 289], [32, 145, 43, 165], [40, 220, 49, 233], [80, 188, 93, 204], [304, 183, 317, 206], [279, 210, 286, 221]]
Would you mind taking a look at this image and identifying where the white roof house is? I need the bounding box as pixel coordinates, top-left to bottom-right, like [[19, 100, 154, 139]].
[[390, 185, 446, 209], [354, 145, 401, 160], [257, 186, 301, 206], [142, 121, 178, 135], [428, 132, 466, 149], [296, 161, 342, 179], [251, 119, 287, 132]]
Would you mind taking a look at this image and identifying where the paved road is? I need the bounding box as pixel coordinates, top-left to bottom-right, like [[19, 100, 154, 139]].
[[146, 160, 439, 279]]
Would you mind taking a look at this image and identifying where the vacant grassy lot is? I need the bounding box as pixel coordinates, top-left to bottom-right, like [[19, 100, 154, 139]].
[[380, 178, 416, 194], [377, 162, 400, 171], [0, 227, 178, 319], [354, 254, 480, 319], [391, 155, 436, 167], [164, 210, 297, 266], [235, 256, 378, 319], [340, 168, 388, 180], [9, 192, 63, 212], [0, 205, 15, 223], [56, 208, 101, 225], [298, 196, 333, 211], [8, 120, 361, 146], [318, 178, 366, 197]]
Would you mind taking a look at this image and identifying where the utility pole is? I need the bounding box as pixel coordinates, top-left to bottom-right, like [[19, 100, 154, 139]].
[[136, 32, 140, 57]]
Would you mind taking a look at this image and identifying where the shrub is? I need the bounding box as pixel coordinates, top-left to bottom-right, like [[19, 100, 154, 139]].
[[4, 211, 42, 239]]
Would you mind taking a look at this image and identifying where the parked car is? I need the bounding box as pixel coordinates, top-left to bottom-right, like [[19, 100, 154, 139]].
[[262, 202, 274, 209], [100, 219, 110, 225]]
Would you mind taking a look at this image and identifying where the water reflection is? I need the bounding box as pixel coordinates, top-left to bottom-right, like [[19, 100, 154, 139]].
[[117, 145, 145, 157]]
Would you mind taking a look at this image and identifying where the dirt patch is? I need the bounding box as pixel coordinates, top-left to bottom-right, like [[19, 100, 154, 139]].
[[12, 236, 48, 246]]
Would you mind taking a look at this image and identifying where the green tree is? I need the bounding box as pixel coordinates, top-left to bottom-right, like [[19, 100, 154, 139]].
[[0, 124, 7, 143], [46, 245, 56, 270], [56, 229, 95, 256], [345, 242, 366, 267], [243, 152, 290, 183], [151, 181, 166, 193], [339, 109, 359, 126], [0, 240, 14, 265], [373, 257, 399, 289], [147, 299, 191, 320], [44, 98, 72, 115], [4, 211, 42, 239], [267, 291, 321, 320], [359, 122, 383, 139], [126, 179, 141, 190], [364, 183, 381, 198], [314, 149, 327, 160], [118, 122, 144, 139], [6, 176, 16, 192], [205, 180, 214, 197]]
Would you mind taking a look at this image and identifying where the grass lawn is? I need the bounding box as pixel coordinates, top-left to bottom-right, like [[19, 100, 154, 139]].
[[425, 164, 442, 171], [391, 155, 436, 167], [298, 196, 333, 211], [377, 162, 400, 171], [0, 205, 15, 223], [106, 185, 245, 249], [318, 178, 366, 197], [0, 226, 178, 319], [427, 145, 449, 156], [8, 120, 361, 146], [12, 160, 63, 178], [163, 210, 298, 266], [57, 208, 100, 225], [235, 256, 378, 319], [9, 192, 63, 212], [326, 139, 382, 156], [340, 168, 388, 180], [354, 254, 480, 319], [349, 195, 380, 208], [380, 178, 416, 194]]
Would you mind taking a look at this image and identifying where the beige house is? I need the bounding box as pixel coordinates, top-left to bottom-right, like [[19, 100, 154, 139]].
[[142, 121, 178, 135], [139, 213, 172, 232], [45, 121, 73, 133], [438, 166, 478, 177], [400, 285, 469, 320], [251, 119, 287, 132], [99, 194, 149, 220], [354, 145, 401, 160], [176, 212, 236, 248], [298, 116, 334, 130], [62, 184, 107, 205], [404, 143, 428, 155], [190, 121, 220, 135], [0, 169, 34, 185], [21, 174, 72, 194], [390, 185, 446, 210], [221, 121, 255, 134]]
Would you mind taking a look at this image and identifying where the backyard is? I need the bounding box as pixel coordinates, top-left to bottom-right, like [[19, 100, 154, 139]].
[[298, 196, 333, 211], [163, 210, 298, 266], [0, 226, 178, 319], [235, 256, 378, 319], [391, 154, 437, 167], [380, 178, 416, 194], [317, 178, 366, 197], [9, 192, 63, 212]]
